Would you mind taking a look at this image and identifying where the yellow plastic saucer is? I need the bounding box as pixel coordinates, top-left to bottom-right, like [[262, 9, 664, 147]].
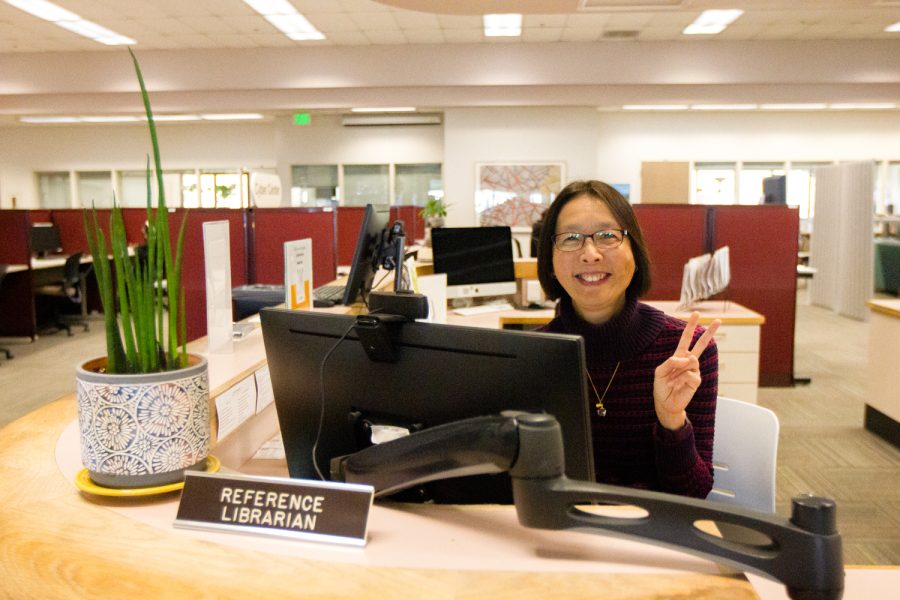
[[75, 455, 220, 497]]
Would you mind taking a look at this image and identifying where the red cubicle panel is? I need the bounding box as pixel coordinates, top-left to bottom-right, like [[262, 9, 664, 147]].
[[0, 210, 36, 338], [166, 209, 249, 342], [250, 208, 336, 287], [28, 210, 53, 224], [632, 205, 708, 300], [51, 209, 114, 254], [713, 205, 799, 387], [336, 206, 366, 266], [390, 205, 424, 243]]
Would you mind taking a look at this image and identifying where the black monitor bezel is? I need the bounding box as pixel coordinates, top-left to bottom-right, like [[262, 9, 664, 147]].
[[260, 307, 594, 504]]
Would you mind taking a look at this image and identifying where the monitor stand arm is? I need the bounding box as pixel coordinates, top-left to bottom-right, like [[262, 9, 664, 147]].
[[331, 412, 844, 600]]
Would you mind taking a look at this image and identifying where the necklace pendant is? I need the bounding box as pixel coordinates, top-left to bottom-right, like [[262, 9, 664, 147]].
[[596, 407, 607, 417]]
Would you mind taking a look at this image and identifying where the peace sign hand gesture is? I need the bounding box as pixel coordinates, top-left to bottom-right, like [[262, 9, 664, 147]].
[[653, 312, 721, 431]]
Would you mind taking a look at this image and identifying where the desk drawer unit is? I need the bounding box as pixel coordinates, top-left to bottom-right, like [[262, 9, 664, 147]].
[[712, 324, 760, 404]]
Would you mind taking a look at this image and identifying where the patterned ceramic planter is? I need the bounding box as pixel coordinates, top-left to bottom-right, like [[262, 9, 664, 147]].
[[76, 354, 210, 489]]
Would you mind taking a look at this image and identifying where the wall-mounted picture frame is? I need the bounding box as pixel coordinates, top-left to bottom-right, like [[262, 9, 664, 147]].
[[475, 162, 565, 227]]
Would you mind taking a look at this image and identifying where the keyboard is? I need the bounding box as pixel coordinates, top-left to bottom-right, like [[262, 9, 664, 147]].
[[452, 301, 514, 316], [313, 284, 346, 302]]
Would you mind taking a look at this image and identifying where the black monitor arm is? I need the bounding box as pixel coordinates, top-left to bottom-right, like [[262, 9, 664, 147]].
[[331, 412, 844, 600]]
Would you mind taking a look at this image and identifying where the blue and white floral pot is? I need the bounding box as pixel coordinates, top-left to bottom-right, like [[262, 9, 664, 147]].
[[76, 354, 210, 489]]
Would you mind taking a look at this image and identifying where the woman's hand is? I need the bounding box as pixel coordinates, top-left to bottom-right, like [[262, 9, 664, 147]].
[[653, 312, 721, 431]]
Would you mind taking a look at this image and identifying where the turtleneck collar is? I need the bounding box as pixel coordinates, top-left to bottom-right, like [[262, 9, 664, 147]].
[[549, 293, 666, 364]]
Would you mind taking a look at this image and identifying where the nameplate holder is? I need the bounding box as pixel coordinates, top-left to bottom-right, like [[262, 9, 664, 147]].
[[174, 471, 374, 546]]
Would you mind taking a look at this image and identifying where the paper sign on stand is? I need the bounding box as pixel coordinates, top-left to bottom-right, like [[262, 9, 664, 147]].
[[416, 273, 447, 323], [284, 239, 313, 310], [203, 221, 233, 353]]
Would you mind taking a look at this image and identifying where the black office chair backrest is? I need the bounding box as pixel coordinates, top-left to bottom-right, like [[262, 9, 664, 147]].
[[63, 252, 83, 286]]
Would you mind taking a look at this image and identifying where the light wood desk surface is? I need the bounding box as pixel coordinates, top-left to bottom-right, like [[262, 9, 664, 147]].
[[1, 396, 759, 599]]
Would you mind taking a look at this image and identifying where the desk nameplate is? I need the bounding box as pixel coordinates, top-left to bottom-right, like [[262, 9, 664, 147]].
[[175, 471, 374, 546]]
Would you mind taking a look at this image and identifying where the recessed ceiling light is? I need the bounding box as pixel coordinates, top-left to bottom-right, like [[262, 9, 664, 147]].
[[683, 9, 744, 35], [243, 0, 324, 41], [3, 0, 136, 45], [885, 21, 900, 33], [691, 104, 759, 111], [622, 104, 689, 111], [151, 114, 203, 122], [80, 116, 141, 123], [760, 103, 828, 110], [483, 14, 522, 37], [350, 107, 416, 113]]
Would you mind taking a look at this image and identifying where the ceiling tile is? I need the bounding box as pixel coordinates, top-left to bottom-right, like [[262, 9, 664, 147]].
[[523, 27, 564, 42], [136, 18, 199, 35], [565, 14, 612, 28], [246, 33, 297, 47], [349, 12, 399, 31], [638, 27, 684, 41], [392, 11, 441, 29], [437, 15, 483, 29], [403, 29, 446, 44], [524, 14, 568, 28], [308, 13, 360, 32], [364, 29, 407, 44], [560, 28, 604, 42], [605, 12, 655, 30], [321, 30, 371, 44], [442, 28, 483, 43], [179, 17, 237, 34]]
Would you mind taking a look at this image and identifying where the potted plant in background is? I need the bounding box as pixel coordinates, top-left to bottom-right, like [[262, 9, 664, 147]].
[[75, 49, 210, 490], [419, 196, 450, 246]]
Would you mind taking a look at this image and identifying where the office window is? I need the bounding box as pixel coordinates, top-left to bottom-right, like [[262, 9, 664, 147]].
[[291, 165, 338, 206], [195, 170, 247, 209], [343, 164, 389, 207], [694, 163, 736, 204], [77, 171, 114, 208], [37, 172, 72, 208], [882, 162, 900, 214], [739, 163, 785, 205], [121, 170, 189, 208], [395, 163, 443, 206], [788, 162, 829, 220]]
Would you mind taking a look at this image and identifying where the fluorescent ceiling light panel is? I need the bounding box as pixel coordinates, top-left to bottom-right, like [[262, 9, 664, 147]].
[[885, 21, 900, 32], [484, 14, 522, 37], [80, 116, 141, 123], [828, 103, 897, 110], [683, 9, 743, 35], [20, 116, 80, 124], [3, 0, 136, 45], [151, 114, 203, 122], [244, 0, 324, 41], [350, 107, 416, 113], [4, 0, 77, 21], [691, 104, 758, 111], [760, 103, 828, 110], [201, 113, 264, 120], [623, 104, 688, 111]]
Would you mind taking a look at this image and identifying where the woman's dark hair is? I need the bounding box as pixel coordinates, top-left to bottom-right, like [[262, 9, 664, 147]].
[[537, 180, 652, 301]]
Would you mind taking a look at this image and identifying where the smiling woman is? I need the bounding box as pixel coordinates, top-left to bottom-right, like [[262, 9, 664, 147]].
[[536, 180, 721, 499]]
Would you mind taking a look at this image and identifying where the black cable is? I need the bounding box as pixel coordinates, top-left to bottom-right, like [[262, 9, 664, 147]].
[[312, 318, 358, 480]]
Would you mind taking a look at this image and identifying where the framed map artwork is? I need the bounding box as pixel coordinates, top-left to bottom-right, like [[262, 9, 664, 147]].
[[475, 162, 565, 227]]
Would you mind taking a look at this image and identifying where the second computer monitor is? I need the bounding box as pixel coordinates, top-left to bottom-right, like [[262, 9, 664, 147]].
[[341, 204, 390, 305], [431, 226, 516, 299]]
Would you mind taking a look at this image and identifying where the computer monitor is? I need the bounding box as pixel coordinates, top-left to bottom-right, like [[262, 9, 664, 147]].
[[762, 175, 787, 205], [341, 204, 390, 305], [30, 223, 62, 258], [431, 226, 517, 299], [260, 308, 594, 504]]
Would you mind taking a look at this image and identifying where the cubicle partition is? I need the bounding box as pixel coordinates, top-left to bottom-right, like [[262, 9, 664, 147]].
[[633, 204, 799, 387], [0, 210, 36, 338], [336, 206, 366, 267], [51, 208, 114, 255], [167, 209, 249, 342], [250, 207, 336, 287]]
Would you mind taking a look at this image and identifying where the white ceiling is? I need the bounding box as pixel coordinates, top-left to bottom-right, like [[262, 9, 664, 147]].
[[1, 0, 899, 123]]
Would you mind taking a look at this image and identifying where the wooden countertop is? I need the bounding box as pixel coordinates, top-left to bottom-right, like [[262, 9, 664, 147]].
[[866, 298, 900, 319], [0, 396, 762, 599]]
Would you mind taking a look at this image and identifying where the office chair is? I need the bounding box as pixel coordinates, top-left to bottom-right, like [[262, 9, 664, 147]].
[[0, 265, 13, 364], [35, 252, 92, 336], [708, 396, 780, 513]]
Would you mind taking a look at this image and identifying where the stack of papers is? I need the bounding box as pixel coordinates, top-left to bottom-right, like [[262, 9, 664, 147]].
[[678, 246, 731, 311]]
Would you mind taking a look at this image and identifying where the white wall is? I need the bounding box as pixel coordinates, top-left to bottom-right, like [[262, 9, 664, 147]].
[[595, 111, 900, 202], [443, 107, 599, 227], [0, 122, 276, 207], [4, 109, 900, 212]]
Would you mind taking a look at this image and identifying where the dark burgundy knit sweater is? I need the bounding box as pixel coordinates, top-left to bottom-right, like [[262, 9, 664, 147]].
[[539, 294, 717, 499]]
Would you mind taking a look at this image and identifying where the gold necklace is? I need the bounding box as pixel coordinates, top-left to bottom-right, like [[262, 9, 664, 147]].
[[585, 361, 620, 417]]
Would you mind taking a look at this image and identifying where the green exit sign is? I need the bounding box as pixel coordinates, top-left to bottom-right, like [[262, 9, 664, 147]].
[[293, 113, 311, 125]]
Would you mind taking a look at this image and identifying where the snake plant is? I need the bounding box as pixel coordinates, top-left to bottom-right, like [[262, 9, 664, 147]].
[[83, 49, 188, 374]]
